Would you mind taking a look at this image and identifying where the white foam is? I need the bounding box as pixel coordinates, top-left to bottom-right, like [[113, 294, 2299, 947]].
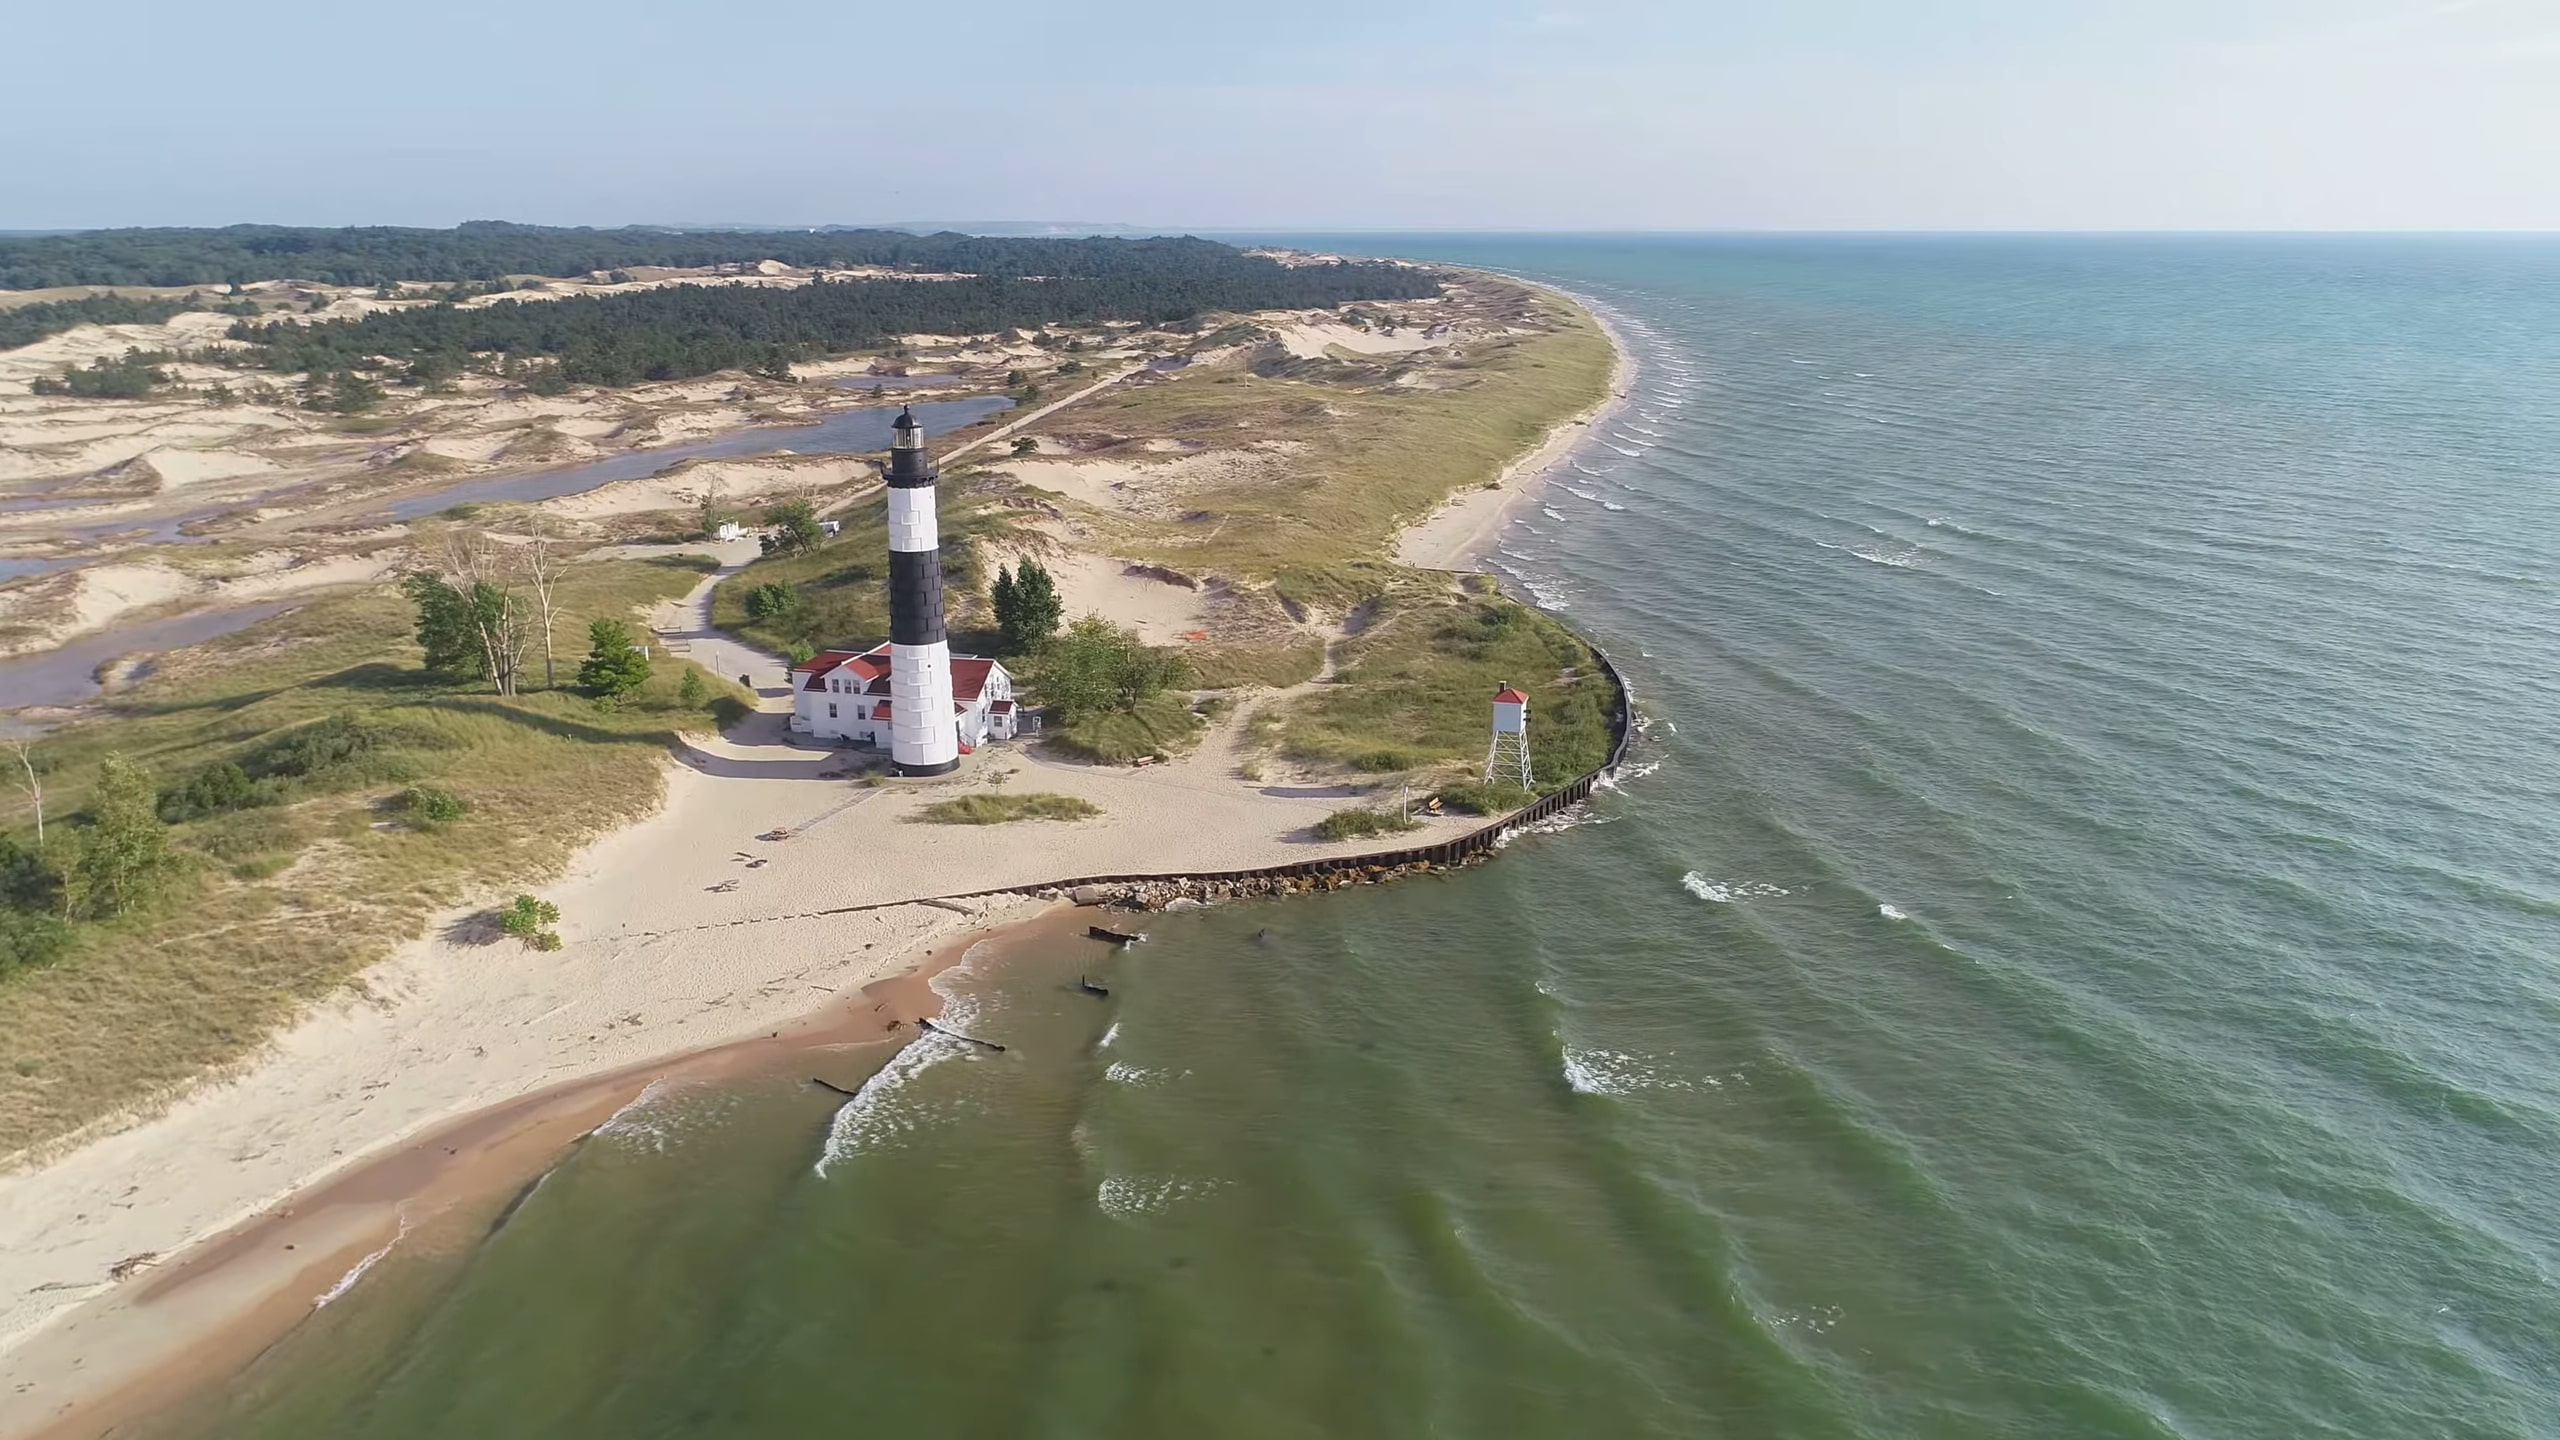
[[1681, 872, 1793, 903], [590, 1077, 698, 1154], [1601, 501, 1628, 512], [1097, 1019, 1122, 1049], [1540, 505, 1569, 522], [1879, 903, 1910, 921], [1105, 1060, 1184, 1087], [1562, 485, 1601, 502], [1562, 1048, 1725, 1096], [1097, 1173, 1223, 1219], [812, 1032, 971, 1175], [313, 1215, 410, 1309], [1606, 444, 1644, 458]]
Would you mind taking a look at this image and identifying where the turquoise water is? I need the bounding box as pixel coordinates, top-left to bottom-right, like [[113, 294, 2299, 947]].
[[155, 237, 2560, 1438]]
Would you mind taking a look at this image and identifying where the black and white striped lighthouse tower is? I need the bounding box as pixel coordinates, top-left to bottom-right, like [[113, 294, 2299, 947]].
[[884, 406, 960, 775]]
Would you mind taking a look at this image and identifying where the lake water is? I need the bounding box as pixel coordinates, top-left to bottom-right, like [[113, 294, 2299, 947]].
[[375, 394, 1012, 520], [121, 236, 2560, 1439]]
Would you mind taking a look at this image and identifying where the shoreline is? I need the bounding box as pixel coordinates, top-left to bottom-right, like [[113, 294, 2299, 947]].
[[0, 281, 1636, 1438], [1395, 282, 1637, 571], [0, 900, 1065, 1440]]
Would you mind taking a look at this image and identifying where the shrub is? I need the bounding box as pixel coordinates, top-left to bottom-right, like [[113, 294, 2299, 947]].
[[1431, 781, 1535, 816], [914, 793, 1100, 825], [743, 583, 798, 621], [498, 894, 562, 951], [0, 908, 71, 978], [399, 785, 469, 824], [677, 668, 709, 708], [1312, 806, 1419, 842], [158, 760, 264, 822]]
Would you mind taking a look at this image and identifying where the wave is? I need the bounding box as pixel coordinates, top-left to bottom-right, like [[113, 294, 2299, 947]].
[[590, 1077, 698, 1154], [1681, 872, 1793, 903], [1601, 500, 1628, 512], [1562, 1047, 1734, 1096], [1541, 505, 1570, 522], [314, 1215, 411, 1309], [813, 944, 995, 1176], [1105, 1060, 1184, 1087], [1879, 903, 1910, 921], [1097, 1173, 1223, 1219], [1097, 1019, 1121, 1049], [1816, 539, 1926, 570], [1606, 444, 1645, 458], [1562, 485, 1601, 502]]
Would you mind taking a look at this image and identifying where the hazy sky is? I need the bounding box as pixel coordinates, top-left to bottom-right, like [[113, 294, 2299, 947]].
[[13, 0, 2558, 231]]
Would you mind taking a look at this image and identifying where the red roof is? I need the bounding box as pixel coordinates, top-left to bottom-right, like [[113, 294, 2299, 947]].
[[795, 644, 1003, 702], [795, 648, 892, 693], [1493, 686, 1529, 705], [990, 699, 1014, 714]]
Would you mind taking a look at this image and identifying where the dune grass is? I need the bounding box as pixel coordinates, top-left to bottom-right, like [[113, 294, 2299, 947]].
[[710, 488, 1032, 659], [1098, 287, 1612, 597], [1312, 806, 1420, 842], [912, 793, 1100, 825], [1279, 579, 1617, 790], [0, 553, 744, 1161], [1044, 693, 1206, 765]]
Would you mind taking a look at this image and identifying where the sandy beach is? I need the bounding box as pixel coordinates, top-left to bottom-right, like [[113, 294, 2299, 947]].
[[0, 287, 1633, 1440], [1395, 288, 1637, 572]]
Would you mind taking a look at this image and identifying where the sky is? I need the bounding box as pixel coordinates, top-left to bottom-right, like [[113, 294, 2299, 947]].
[[10, 0, 2559, 232]]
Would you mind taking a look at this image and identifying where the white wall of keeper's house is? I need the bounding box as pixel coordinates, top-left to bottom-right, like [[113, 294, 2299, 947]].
[[791, 659, 1016, 749]]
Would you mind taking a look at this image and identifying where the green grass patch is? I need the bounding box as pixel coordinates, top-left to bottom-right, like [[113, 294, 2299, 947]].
[[1312, 806, 1420, 842], [1431, 780, 1537, 816], [0, 551, 744, 1159], [1181, 638, 1324, 690], [1045, 692, 1205, 764], [1281, 583, 1616, 791], [913, 792, 1100, 825]]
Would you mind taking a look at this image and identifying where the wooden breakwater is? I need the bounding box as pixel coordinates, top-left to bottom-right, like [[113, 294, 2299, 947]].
[[967, 638, 1638, 912]]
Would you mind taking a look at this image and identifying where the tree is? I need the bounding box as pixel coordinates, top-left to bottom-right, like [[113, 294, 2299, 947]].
[[403, 552, 527, 694], [6, 737, 42, 853], [205, 381, 236, 406], [523, 520, 564, 689], [69, 755, 170, 919], [577, 618, 651, 699], [994, 558, 1063, 655], [676, 668, 708, 708], [1030, 615, 1181, 721], [760, 499, 823, 557], [1010, 436, 1039, 456]]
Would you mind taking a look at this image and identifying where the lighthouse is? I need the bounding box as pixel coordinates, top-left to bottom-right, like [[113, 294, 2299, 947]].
[[885, 406, 960, 775]]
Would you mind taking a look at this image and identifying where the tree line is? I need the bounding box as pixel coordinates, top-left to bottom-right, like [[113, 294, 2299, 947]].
[[0, 223, 1414, 292], [223, 259, 1437, 389]]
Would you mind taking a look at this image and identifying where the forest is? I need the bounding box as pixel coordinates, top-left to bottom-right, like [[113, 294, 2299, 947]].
[[0, 292, 203, 349], [0, 223, 1356, 291], [228, 260, 1439, 388]]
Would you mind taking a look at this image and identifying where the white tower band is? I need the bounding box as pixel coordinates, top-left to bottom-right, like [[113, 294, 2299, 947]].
[[885, 407, 960, 776]]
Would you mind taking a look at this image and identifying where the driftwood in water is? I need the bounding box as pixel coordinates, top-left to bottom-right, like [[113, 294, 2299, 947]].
[[809, 1077, 861, 1098], [1087, 926, 1143, 945], [920, 1017, 1006, 1052], [1078, 977, 1111, 997]]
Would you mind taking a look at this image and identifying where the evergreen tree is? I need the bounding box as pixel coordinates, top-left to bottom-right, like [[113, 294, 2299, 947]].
[[1003, 558, 1064, 654], [402, 572, 507, 681], [577, 619, 651, 699], [990, 564, 1018, 645]]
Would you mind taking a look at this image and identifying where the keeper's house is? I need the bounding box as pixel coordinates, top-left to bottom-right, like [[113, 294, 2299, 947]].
[[789, 644, 1020, 752]]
